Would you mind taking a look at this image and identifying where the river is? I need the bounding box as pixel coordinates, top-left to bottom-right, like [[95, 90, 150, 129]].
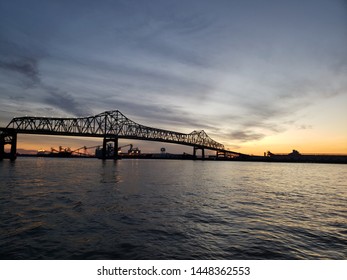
[[1, 158, 346, 259]]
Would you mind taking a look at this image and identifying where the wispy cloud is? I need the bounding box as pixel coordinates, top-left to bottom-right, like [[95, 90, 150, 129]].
[[228, 131, 265, 142], [43, 85, 90, 117], [0, 57, 40, 84], [0, 47, 90, 116]]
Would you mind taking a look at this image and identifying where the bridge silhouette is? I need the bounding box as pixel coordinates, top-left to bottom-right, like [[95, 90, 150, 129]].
[[0, 110, 244, 160]]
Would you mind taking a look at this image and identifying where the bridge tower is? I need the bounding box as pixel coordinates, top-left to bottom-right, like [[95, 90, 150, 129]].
[[0, 129, 17, 161], [193, 146, 205, 160], [102, 136, 119, 160]]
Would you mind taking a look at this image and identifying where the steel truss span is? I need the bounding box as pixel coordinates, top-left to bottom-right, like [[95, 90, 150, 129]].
[[6, 110, 227, 151]]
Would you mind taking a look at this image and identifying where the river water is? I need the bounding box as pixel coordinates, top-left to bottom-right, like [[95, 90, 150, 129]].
[[0, 158, 346, 259]]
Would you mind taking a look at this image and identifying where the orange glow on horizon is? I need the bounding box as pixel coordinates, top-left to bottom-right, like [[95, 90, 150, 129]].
[[16, 137, 347, 156]]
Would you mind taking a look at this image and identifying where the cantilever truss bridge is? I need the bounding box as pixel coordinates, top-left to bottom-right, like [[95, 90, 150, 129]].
[[0, 110, 243, 160]]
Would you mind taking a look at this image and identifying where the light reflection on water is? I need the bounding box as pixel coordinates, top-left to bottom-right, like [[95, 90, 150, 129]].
[[0, 158, 346, 259]]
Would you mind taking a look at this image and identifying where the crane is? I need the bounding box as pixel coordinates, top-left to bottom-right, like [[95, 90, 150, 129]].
[[118, 143, 141, 154], [71, 145, 102, 156]]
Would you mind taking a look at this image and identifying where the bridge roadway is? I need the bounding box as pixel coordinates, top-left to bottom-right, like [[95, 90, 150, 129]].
[[0, 110, 245, 160]]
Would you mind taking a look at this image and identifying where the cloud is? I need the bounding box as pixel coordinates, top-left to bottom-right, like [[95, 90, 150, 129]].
[[222, 98, 307, 142], [228, 130, 265, 142], [298, 124, 312, 130], [43, 85, 90, 117], [0, 57, 40, 84], [0, 42, 90, 116], [219, 55, 347, 142]]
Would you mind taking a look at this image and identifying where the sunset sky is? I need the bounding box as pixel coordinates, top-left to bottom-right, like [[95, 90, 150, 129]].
[[1, 0, 346, 155]]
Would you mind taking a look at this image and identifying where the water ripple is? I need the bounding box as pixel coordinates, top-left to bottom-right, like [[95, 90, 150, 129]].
[[1, 158, 346, 259]]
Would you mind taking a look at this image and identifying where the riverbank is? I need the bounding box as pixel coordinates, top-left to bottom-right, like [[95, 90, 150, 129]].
[[17, 152, 347, 164]]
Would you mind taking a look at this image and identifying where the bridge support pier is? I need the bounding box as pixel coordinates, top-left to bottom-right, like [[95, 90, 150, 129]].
[[193, 146, 205, 160], [102, 136, 119, 160], [0, 130, 17, 161]]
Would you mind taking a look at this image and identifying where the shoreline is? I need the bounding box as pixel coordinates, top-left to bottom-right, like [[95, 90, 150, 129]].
[[16, 153, 347, 164]]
